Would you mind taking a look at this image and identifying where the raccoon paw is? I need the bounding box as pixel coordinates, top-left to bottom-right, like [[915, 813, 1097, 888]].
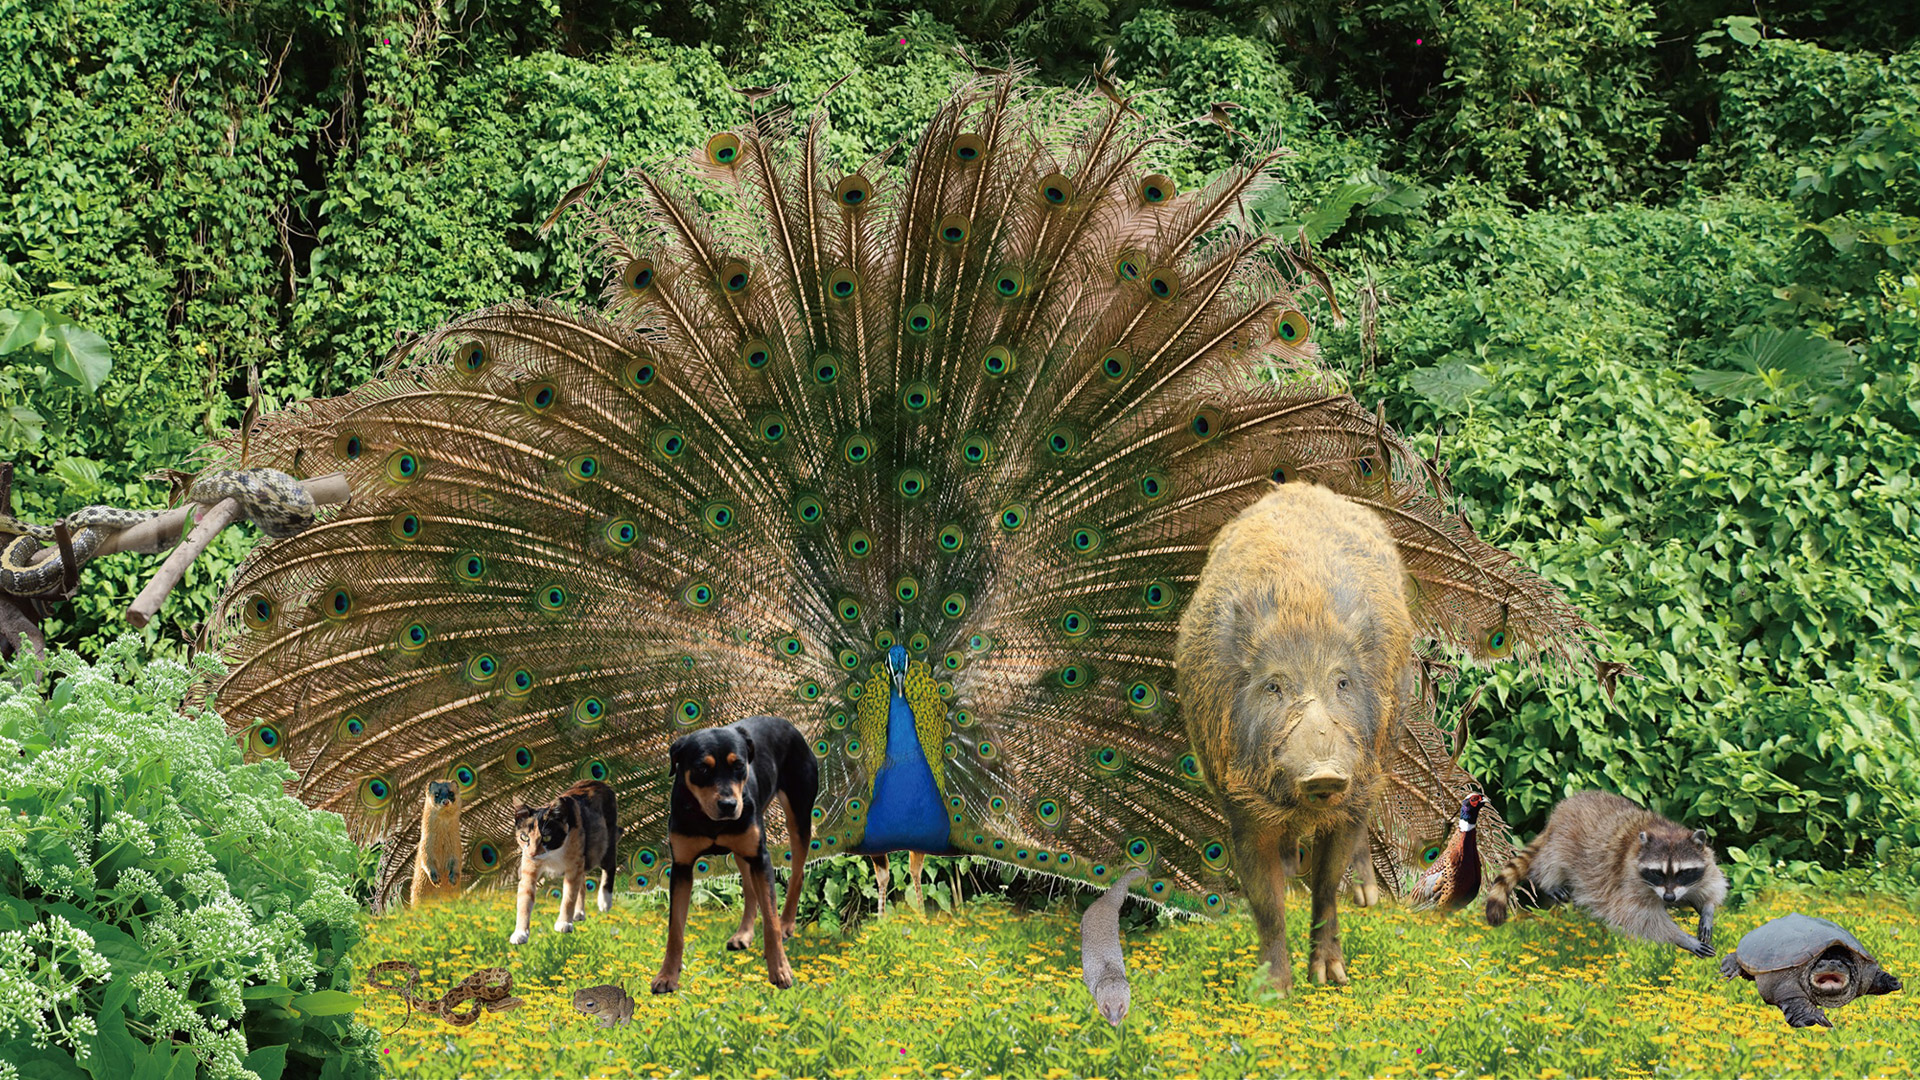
[[1684, 937, 1715, 959], [1485, 896, 1510, 927]]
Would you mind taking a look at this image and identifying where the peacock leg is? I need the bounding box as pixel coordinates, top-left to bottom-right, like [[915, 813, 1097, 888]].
[[870, 855, 890, 916], [1232, 824, 1293, 997], [1308, 819, 1364, 986], [727, 864, 760, 950], [908, 852, 926, 917]]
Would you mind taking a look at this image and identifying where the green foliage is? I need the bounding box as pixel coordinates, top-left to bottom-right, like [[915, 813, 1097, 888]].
[[0, 640, 378, 1079]]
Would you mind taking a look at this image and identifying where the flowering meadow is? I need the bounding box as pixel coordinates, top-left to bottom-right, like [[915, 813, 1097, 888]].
[[358, 881, 1917, 1078]]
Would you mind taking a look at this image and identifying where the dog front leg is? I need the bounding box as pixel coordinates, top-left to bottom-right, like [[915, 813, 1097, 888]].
[[727, 863, 760, 950], [653, 860, 694, 994], [509, 863, 537, 945], [749, 852, 793, 989]]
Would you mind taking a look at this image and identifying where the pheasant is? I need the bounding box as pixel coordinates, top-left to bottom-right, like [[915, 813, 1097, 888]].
[[1408, 793, 1489, 911], [197, 61, 1606, 914]]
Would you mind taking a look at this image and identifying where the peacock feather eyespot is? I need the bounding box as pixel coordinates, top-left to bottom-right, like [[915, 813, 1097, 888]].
[[1421, 843, 1444, 866], [1057, 663, 1091, 689], [1205, 893, 1224, 910], [959, 433, 995, 466], [967, 632, 991, 652], [842, 433, 874, 464], [580, 759, 610, 782], [573, 696, 608, 727], [1272, 309, 1311, 344], [979, 345, 1018, 379], [604, 517, 639, 549], [1038, 171, 1074, 207], [835, 649, 860, 672], [1137, 471, 1170, 503], [677, 699, 704, 725], [738, 339, 771, 369], [1150, 880, 1168, 895], [843, 738, 863, 759], [779, 635, 804, 657], [872, 629, 896, 651], [1179, 753, 1203, 781], [845, 680, 864, 701], [901, 382, 934, 414], [895, 577, 920, 604], [813, 738, 831, 757], [1125, 836, 1156, 865], [998, 503, 1028, 531], [388, 511, 424, 543], [1093, 864, 1109, 879], [621, 258, 655, 293], [652, 428, 687, 459], [453, 552, 487, 584], [705, 132, 742, 166], [897, 469, 929, 499], [1138, 173, 1175, 204], [1127, 681, 1160, 710], [978, 740, 998, 761], [1190, 405, 1225, 442], [243, 594, 275, 629], [937, 213, 970, 244], [1045, 425, 1079, 456], [1101, 347, 1134, 380], [359, 776, 393, 810], [465, 654, 499, 684], [793, 494, 824, 526], [836, 597, 861, 622], [683, 581, 715, 608], [832, 174, 871, 208], [522, 381, 558, 412], [718, 259, 750, 294], [991, 838, 1007, 852], [622, 358, 658, 388], [936, 524, 965, 553], [941, 592, 967, 618], [1270, 462, 1293, 484], [1357, 456, 1379, 481], [507, 746, 536, 774], [826, 268, 859, 300], [951, 133, 985, 162], [1033, 797, 1064, 827], [1058, 853, 1073, 867], [993, 269, 1027, 299], [756, 413, 788, 443], [452, 763, 478, 791], [337, 714, 366, 740], [335, 432, 364, 461], [942, 651, 963, 672], [1094, 746, 1124, 773], [935, 679, 954, 699], [941, 739, 959, 760], [845, 529, 874, 559], [507, 668, 534, 698], [702, 502, 737, 532], [1059, 609, 1091, 638], [1069, 525, 1104, 555], [1202, 840, 1231, 872], [324, 587, 354, 620], [537, 584, 569, 612], [1146, 267, 1181, 301], [247, 722, 282, 758], [397, 621, 430, 653], [1142, 579, 1176, 611], [474, 843, 500, 872], [908, 632, 930, 654], [384, 449, 421, 484], [458, 341, 490, 374], [1483, 625, 1514, 658], [1114, 252, 1144, 283], [565, 453, 601, 484], [904, 304, 936, 336], [797, 681, 822, 701]]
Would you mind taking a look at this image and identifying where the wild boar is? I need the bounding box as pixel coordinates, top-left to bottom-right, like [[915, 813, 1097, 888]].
[[1177, 482, 1414, 995]]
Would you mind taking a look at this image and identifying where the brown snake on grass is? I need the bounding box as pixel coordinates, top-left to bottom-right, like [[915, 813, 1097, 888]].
[[366, 961, 524, 1027]]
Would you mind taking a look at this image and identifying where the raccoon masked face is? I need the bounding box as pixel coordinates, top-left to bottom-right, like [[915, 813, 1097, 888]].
[[1636, 827, 1711, 903]]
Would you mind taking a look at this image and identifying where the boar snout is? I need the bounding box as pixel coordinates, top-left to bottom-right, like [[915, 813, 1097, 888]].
[[1297, 767, 1350, 802]]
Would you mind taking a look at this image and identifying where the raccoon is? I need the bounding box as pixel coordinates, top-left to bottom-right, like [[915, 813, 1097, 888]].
[[1484, 790, 1724, 957]]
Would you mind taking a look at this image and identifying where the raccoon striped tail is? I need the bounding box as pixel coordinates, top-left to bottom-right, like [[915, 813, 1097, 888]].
[[1483, 831, 1550, 927]]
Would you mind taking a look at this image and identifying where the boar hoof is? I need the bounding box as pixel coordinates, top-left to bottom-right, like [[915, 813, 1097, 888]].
[[1347, 877, 1379, 908], [1309, 952, 1349, 986]]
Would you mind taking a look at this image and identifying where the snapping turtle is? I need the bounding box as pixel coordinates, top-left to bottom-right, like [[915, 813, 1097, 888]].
[[1719, 914, 1902, 1027]]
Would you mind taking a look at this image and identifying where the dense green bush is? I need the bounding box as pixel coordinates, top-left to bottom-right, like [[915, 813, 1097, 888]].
[[0, 640, 377, 1079]]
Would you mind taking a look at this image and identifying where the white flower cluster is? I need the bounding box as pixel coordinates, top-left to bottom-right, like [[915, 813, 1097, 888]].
[[1, 639, 374, 1079]]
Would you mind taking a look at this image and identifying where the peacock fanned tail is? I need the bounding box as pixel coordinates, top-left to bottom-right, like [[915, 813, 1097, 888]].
[[200, 64, 1603, 912]]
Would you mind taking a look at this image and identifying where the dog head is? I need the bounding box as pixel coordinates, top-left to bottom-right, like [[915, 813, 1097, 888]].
[[668, 727, 756, 822]]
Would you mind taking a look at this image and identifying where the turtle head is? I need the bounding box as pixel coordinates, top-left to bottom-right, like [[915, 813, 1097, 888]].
[[1807, 946, 1859, 1004]]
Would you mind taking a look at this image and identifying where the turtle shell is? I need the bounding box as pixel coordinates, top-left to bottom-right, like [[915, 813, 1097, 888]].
[[1733, 914, 1878, 975]]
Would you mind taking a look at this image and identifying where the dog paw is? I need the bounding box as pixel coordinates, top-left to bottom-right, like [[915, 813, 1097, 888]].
[[508, 930, 529, 946], [650, 973, 679, 995], [725, 933, 752, 951], [769, 961, 794, 989], [780, 918, 797, 940]]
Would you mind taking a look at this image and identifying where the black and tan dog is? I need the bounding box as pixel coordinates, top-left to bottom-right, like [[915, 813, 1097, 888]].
[[652, 715, 817, 994], [508, 779, 619, 945]]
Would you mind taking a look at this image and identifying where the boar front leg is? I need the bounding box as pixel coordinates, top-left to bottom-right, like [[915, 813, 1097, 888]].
[[1231, 821, 1294, 997], [1308, 818, 1365, 986]]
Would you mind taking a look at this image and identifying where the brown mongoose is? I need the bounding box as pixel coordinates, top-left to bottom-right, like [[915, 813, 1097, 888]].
[[1080, 867, 1146, 1025], [409, 780, 463, 906]]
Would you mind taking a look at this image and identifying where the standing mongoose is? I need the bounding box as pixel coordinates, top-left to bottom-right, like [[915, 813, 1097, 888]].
[[410, 780, 463, 906]]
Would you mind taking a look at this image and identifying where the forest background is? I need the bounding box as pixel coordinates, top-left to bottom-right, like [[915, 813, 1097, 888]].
[[2, 0, 1919, 897]]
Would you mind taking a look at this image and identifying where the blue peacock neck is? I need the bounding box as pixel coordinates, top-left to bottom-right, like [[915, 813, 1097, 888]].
[[852, 646, 955, 855]]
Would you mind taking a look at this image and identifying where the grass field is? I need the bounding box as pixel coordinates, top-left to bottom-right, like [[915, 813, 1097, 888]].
[[354, 878, 1918, 1078]]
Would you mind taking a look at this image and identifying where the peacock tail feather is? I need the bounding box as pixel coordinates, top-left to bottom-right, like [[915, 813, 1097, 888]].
[[199, 63, 1601, 912]]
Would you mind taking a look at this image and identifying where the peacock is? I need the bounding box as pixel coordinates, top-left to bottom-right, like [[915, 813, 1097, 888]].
[[197, 62, 1608, 915]]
